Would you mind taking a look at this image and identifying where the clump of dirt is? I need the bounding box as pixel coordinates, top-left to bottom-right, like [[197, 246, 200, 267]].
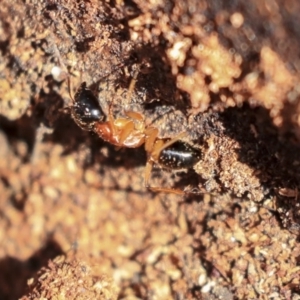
[[21, 252, 119, 300]]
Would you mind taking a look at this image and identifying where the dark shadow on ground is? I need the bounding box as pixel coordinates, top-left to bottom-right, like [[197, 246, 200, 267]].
[[0, 239, 64, 300], [219, 105, 300, 233]]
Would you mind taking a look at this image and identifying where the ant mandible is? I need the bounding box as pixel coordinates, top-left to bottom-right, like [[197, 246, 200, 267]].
[[68, 70, 201, 194]]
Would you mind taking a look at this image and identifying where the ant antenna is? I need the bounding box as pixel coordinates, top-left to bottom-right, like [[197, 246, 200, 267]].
[[125, 65, 140, 107], [67, 76, 74, 102], [49, 40, 76, 104]]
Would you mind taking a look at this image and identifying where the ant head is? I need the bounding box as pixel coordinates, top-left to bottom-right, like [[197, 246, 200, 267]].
[[71, 82, 106, 131]]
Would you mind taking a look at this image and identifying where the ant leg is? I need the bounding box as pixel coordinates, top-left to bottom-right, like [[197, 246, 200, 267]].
[[144, 127, 159, 153], [107, 102, 119, 138], [67, 77, 74, 102], [144, 159, 153, 188], [125, 111, 144, 122], [125, 67, 140, 107], [143, 128, 185, 194], [118, 120, 135, 143], [144, 159, 185, 195], [150, 186, 185, 195]]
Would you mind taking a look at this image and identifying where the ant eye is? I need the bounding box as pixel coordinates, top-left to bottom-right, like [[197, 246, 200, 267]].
[[72, 82, 106, 130]]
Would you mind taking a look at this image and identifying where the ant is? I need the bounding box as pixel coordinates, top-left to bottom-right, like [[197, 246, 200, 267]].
[[68, 70, 201, 194]]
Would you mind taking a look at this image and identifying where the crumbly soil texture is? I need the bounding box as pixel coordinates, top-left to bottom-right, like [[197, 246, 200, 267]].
[[1, 0, 300, 299]]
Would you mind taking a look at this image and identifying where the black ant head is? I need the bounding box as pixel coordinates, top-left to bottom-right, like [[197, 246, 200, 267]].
[[71, 82, 106, 131]]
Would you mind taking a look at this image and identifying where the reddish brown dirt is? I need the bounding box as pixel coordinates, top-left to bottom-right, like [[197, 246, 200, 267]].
[[1, 0, 300, 299]]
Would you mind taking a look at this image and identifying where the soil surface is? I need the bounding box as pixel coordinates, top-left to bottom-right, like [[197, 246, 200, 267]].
[[1, 0, 300, 299]]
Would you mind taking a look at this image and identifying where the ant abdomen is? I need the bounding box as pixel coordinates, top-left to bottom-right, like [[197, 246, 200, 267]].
[[158, 141, 201, 170], [72, 82, 106, 131]]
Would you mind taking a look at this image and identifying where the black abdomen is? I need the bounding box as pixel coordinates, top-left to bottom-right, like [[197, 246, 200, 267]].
[[158, 141, 201, 170]]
